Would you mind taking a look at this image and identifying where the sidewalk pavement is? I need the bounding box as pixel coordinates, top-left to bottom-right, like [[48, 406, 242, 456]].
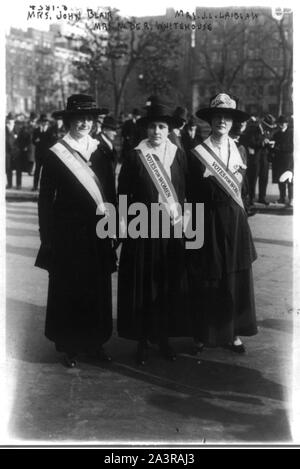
[[6, 170, 293, 215], [4, 197, 296, 445]]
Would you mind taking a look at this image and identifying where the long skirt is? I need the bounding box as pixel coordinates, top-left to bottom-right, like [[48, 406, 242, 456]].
[[190, 268, 257, 346]]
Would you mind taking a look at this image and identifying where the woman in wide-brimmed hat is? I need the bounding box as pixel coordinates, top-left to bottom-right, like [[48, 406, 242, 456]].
[[117, 100, 191, 365], [35, 94, 117, 367], [188, 93, 257, 354]]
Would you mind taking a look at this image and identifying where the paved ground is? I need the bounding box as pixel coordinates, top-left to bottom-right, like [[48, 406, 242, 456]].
[[3, 195, 298, 447]]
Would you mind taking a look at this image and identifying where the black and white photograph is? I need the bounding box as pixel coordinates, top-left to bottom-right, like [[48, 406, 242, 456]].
[[1, 0, 299, 450]]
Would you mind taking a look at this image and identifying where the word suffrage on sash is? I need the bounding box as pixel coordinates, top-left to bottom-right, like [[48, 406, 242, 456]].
[[192, 142, 245, 210]]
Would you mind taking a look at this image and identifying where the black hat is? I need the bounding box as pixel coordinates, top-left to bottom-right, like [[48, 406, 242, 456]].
[[52, 94, 104, 119], [172, 106, 188, 128], [102, 116, 118, 131], [29, 111, 38, 120], [139, 101, 173, 127], [277, 115, 289, 124], [261, 113, 277, 128], [196, 93, 250, 123], [39, 113, 50, 122]]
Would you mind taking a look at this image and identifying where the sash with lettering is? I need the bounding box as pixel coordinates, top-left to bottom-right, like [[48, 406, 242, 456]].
[[51, 139, 107, 215], [135, 140, 182, 224], [192, 141, 245, 210]]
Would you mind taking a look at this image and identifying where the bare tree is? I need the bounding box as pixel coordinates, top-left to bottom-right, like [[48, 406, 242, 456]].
[[70, 10, 181, 116], [249, 11, 293, 115]]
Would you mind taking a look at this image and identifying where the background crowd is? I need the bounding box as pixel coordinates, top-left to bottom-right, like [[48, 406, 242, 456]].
[[5, 97, 294, 209]]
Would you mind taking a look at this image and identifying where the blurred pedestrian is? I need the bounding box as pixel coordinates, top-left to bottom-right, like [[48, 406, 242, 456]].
[[117, 100, 190, 365], [121, 108, 142, 161], [272, 115, 293, 206], [32, 114, 55, 191], [35, 94, 117, 367], [168, 106, 188, 151], [244, 113, 276, 205], [17, 111, 37, 176], [5, 112, 21, 189], [97, 115, 119, 192], [50, 113, 67, 142], [181, 115, 203, 154], [188, 93, 257, 354]]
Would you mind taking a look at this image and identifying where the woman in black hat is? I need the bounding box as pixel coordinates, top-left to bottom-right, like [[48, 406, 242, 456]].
[[188, 93, 257, 354], [35, 94, 117, 367], [117, 101, 190, 365]]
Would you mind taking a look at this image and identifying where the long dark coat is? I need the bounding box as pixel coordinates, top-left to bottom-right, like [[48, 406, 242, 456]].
[[272, 128, 293, 183], [187, 148, 257, 345], [35, 143, 117, 353], [117, 147, 191, 341]]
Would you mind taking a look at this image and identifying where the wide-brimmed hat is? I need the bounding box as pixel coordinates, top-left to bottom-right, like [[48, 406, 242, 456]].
[[139, 102, 173, 127], [102, 116, 118, 131], [172, 106, 188, 128], [196, 93, 250, 123], [52, 94, 105, 119], [261, 113, 277, 128]]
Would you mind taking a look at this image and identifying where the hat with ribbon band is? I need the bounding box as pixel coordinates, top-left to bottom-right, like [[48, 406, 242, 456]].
[[196, 93, 250, 123], [52, 94, 106, 119]]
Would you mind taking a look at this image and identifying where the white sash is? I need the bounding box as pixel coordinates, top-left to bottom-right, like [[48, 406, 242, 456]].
[[192, 141, 245, 210], [51, 140, 107, 214], [136, 141, 181, 224]]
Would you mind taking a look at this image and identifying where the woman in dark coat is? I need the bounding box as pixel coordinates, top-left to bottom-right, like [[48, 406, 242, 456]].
[[117, 102, 190, 365], [188, 93, 257, 353], [35, 94, 117, 367]]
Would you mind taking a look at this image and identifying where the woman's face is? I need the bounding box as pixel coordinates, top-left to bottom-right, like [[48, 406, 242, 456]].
[[147, 121, 169, 147], [69, 114, 94, 138], [211, 113, 233, 137]]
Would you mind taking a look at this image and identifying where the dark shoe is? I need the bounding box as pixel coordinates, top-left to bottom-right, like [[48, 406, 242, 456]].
[[63, 353, 77, 368], [258, 198, 269, 206], [159, 343, 177, 361], [277, 198, 285, 204], [6, 184, 12, 189], [136, 341, 148, 366], [226, 343, 246, 354]]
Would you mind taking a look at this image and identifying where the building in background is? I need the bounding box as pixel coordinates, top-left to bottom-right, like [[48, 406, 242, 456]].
[[6, 25, 88, 114], [6, 6, 293, 118]]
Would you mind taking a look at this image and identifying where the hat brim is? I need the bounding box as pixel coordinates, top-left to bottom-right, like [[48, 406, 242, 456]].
[[196, 108, 250, 123], [52, 108, 105, 119], [261, 120, 277, 128]]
